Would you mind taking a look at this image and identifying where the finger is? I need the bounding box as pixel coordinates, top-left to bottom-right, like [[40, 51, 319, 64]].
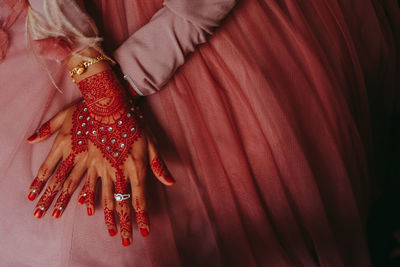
[[147, 137, 175, 185], [33, 154, 75, 219], [78, 168, 97, 216], [115, 169, 132, 246], [128, 158, 149, 237], [27, 108, 69, 144], [52, 159, 86, 219], [102, 176, 117, 237], [28, 134, 64, 201]]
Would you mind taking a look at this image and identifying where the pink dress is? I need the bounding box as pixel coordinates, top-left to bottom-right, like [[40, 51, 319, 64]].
[[0, 0, 399, 266]]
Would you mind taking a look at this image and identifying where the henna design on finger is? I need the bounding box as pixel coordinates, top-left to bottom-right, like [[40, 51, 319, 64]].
[[85, 189, 95, 216], [151, 156, 175, 183], [117, 203, 132, 246], [79, 176, 95, 214], [52, 180, 73, 218], [134, 198, 149, 237], [28, 176, 46, 201], [38, 121, 51, 138], [114, 169, 131, 244], [78, 178, 89, 204], [104, 200, 117, 236], [115, 169, 129, 196], [34, 154, 75, 218]]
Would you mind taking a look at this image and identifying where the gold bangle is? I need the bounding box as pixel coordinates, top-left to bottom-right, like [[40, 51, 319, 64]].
[[69, 55, 109, 82]]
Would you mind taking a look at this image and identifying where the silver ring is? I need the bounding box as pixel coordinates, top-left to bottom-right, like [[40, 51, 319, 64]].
[[114, 193, 130, 202]]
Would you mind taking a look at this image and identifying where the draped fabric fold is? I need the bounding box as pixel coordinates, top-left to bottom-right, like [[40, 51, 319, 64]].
[[0, 0, 27, 62]]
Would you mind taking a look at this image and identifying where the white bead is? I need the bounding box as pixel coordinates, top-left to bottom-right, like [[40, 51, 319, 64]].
[[77, 131, 81, 135], [111, 139, 116, 144], [108, 127, 113, 132], [120, 143, 125, 148], [130, 127, 135, 132], [118, 120, 123, 125], [82, 123, 86, 127]]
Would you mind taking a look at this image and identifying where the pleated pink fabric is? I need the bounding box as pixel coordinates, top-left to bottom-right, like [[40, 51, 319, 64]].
[[0, 0, 399, 266]]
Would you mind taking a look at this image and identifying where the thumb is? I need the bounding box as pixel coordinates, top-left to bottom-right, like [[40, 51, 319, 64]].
[[27, 108, 69, 144], [147, 136, 175, 186]]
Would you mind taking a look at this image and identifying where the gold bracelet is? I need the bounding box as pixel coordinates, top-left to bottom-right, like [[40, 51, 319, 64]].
[[69, 55, 109, 82]]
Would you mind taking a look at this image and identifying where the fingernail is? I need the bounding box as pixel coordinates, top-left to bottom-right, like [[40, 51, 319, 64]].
[[34, 209, 44, 219], [165, 176, 175, 184], [122, 238, 131, 246], [87, 207, 93, 216], [28, 191, 37, 201], [140, 228, 149, 237], [78, 195, 85, 204], [27, 133, 37, 142], [52, 208, 61, 219], [108, 229, 117, 236]]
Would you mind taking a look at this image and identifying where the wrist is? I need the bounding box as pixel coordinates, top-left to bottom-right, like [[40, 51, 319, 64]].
[[66, 47, 112, 83], [77, 69, 129, 123]]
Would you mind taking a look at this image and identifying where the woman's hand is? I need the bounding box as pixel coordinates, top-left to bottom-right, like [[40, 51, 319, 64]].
[[27, 65, 175, 246], [75, 68, 175, 245]]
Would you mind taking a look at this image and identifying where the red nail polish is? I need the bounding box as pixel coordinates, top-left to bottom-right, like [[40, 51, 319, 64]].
[[27, 133, 37, 142], [78, 195, 85, 204], [34, 209, 44, 219], [87, 207, 93, 216], [108, 229, 117, 236], [28, 192, 36, 201], [52, 209, 61, 219], [164, 176, 175, 183], [122, 239, 131, 246], [140, 228, 149, 237]]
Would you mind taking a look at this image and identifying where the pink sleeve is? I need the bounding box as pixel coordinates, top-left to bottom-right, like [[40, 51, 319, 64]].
[[113, 0, 237, 96]]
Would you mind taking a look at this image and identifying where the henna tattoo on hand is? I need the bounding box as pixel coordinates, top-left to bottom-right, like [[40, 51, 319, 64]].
[[38, 121, 51, 138], [28, 176, 46, 201], [32, 102, 89, 218], [78, 70, 128, 123], [78, 70, 142, 169], [52, 179, 73, 218], [117, 204, 132, 239], [134, 198, 149, 237], [151, 156, 174, 183], [34, 154, 75, 218], [104, 199, 117, 236]]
